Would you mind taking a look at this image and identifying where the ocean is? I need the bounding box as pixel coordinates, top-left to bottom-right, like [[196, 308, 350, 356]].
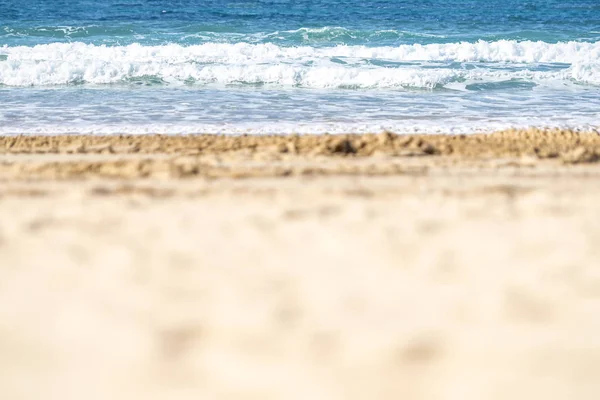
[[1, 0, 599, 135]]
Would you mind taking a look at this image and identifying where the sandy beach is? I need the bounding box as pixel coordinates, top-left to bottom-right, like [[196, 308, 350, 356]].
[[2, 129, 600, 400]]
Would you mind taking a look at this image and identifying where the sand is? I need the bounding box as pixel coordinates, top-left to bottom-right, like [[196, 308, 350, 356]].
[[1, 129, 600, 400]]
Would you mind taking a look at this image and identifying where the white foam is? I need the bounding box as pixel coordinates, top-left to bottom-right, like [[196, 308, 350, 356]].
[[0, 40, 599, 87], [1, 120, 598, 136], [568, 62, 600, 85]]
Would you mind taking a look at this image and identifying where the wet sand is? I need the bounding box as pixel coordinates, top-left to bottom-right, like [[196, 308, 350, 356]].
[[1, 129, 600, 400]]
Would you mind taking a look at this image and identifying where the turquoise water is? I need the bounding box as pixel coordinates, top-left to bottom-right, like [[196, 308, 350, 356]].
[[1, 0, 599, 134]]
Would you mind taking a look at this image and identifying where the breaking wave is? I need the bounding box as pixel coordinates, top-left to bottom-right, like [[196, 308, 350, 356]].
[[1, 40, 599, 87]]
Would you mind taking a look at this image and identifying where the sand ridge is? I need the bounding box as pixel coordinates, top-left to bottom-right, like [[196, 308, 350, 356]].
[[2, 128, 600, 158], [1, 129, 600, 181]]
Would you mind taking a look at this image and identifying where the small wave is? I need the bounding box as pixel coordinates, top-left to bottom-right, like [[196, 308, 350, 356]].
[[3, 24, 597, 47], [0, 41, 598, 87], [1, 25, 136, 39], [261, 26, 448, 44]]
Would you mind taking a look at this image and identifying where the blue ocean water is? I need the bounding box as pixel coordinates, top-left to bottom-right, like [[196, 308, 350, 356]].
[[1, 0, 599, 134]]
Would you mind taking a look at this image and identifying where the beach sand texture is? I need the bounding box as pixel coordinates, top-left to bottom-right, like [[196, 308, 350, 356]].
[[1, 129, 600, 399]]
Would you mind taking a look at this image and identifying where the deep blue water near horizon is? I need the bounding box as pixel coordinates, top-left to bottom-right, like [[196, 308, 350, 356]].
[[1, 0, 599, 134]]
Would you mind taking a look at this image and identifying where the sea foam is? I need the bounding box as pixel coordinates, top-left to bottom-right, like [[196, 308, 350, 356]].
[[0, 40, 599, 87]]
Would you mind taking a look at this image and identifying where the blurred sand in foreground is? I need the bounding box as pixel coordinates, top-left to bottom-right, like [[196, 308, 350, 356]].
[[1, 129, 600, 400]]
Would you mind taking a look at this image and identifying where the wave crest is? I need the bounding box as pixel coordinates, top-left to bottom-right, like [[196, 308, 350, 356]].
[[1, 40, 598, 87]]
